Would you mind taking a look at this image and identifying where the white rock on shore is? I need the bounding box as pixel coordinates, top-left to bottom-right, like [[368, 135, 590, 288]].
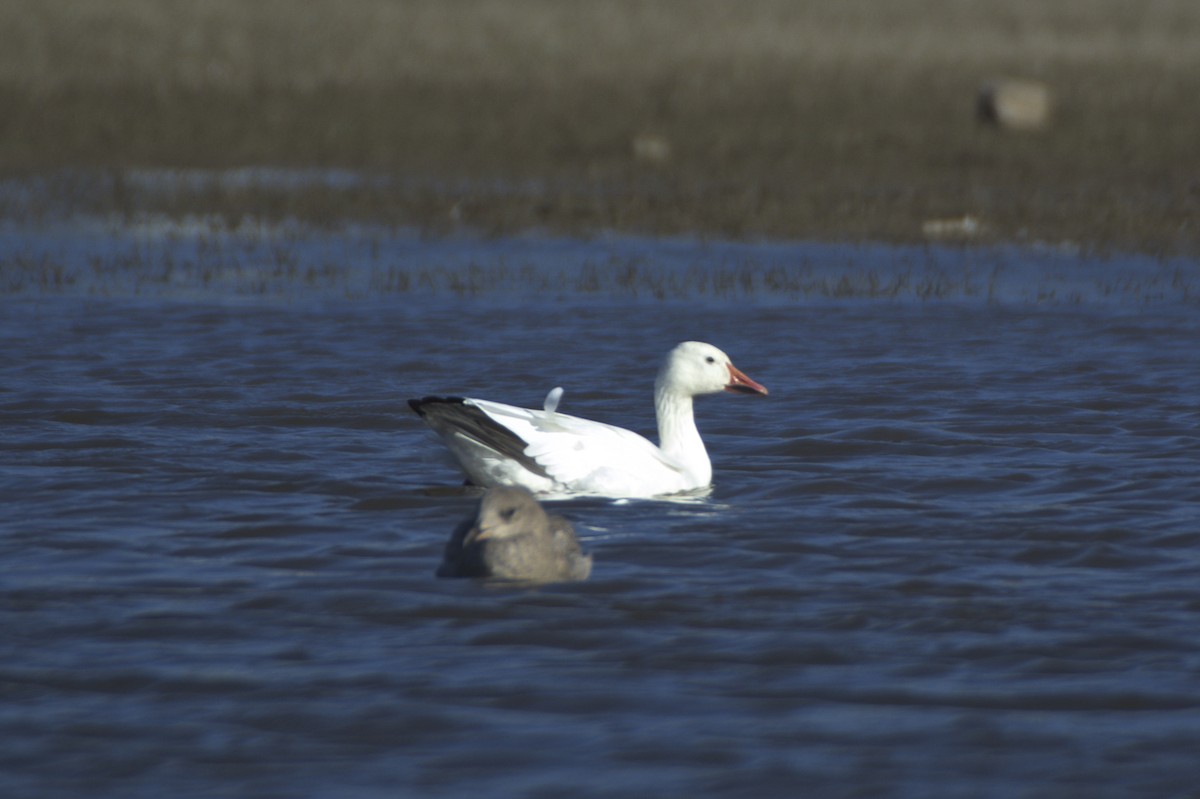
[[978, 80, 1052, 131]]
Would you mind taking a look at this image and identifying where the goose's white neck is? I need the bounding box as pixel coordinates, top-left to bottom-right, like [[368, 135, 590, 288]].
[[654, 380, 712, 487]]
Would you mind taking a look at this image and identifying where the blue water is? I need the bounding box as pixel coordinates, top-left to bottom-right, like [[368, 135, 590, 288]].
[[3, 218, 1200, 798]]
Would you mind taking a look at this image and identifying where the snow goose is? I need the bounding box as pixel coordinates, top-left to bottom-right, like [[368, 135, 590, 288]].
[[409, 341, 768, 498], [437, 485, 591, 582]]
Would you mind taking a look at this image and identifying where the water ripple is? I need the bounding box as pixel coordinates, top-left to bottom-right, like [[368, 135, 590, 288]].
[[2, 279, 1200, 798]]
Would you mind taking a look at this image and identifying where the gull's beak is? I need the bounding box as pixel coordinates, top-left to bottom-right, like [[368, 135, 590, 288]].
[[464, 525, 495, 545], [725, 362, 769, 395]]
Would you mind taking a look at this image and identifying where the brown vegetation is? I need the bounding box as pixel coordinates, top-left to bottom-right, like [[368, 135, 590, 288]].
[[2, 0, 1198, 253]]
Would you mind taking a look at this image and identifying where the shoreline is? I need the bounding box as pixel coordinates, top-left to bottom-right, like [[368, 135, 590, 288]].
[[2, 1, 1198, 255]]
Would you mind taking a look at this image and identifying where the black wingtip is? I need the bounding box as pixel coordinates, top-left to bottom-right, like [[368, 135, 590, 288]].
[[408, 395, 466, 417], [407, 395, 550, 480]]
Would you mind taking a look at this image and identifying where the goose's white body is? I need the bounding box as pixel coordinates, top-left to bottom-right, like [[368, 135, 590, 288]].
[[446, 395, 700, 497], [410, 342, 767, 499]]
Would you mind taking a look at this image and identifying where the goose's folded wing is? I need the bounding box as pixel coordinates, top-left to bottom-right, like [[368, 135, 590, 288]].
[[467, 398, 685, 489]]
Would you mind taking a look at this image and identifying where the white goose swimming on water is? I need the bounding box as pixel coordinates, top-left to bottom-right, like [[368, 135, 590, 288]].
[[409, 341, 768, 498]]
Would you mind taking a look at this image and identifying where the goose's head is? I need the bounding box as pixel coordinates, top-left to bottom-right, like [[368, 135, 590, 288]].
[[657, 341, 769, 398]]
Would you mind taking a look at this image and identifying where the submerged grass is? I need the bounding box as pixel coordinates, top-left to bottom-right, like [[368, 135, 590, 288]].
[[2, 220, 1193, 304]]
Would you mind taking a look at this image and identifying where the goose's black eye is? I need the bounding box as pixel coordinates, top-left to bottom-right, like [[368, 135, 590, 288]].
[[500, 507, 517, 521], [705, 356, 715, 364]]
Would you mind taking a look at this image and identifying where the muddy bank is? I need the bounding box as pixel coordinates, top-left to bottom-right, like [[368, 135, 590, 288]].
[[2, 1, 1198, 254]]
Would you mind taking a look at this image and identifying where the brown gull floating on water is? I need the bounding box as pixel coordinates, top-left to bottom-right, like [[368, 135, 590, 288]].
[[409, 341, 768, 498], [437, 485, 591, 583]]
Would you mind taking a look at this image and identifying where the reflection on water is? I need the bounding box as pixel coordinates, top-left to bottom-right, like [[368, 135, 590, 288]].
[[2, 200, 1200, 797]]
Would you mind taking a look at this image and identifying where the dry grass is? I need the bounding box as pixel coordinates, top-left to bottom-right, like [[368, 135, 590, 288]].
[[1, 0, 1198, 252], [4, 1, 1197, 90]]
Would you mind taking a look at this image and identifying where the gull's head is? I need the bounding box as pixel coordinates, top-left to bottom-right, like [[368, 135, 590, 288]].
[[466, 485, 546, 543]]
